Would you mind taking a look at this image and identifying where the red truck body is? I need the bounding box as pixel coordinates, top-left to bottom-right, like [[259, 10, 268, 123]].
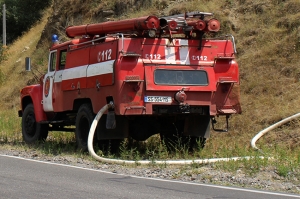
[[19, 12, 241, 150]]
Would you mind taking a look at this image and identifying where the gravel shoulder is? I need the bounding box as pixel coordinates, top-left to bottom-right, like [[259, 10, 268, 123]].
[[0, 146, 299, 195]]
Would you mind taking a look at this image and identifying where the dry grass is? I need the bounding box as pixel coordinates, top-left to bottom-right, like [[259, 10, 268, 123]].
[[0, 8, 51, 110]]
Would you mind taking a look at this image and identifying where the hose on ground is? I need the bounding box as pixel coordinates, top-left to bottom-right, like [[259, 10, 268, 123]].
[[88, 103, 296, 165], [251, 112, 300, 151]]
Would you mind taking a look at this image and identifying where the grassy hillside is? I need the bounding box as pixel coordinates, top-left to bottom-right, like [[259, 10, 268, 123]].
[[1, 0, 299, 153]]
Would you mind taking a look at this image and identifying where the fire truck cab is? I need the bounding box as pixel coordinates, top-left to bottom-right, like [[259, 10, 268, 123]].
[[19, 12, 241, 151]]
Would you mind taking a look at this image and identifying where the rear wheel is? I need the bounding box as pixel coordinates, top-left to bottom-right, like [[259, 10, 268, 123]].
[[75, 104, 95, 151], [129, 117, 159, 141], [161, 133, 206, 151], [22, 104, 48, 144], [160, 120, 206, 151], [98, 139, 123, 154], [181, 136, 206, 150]]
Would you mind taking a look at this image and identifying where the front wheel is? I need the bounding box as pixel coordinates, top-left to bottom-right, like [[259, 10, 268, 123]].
[[22, 104, 48, 144]]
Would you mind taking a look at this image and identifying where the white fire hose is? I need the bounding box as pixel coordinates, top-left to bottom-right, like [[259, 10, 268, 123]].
[[88, 103, 298, 165], [251, 112, 300, 151]]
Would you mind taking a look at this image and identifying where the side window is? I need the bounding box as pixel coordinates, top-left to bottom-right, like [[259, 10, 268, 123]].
[[59, 50, 67, 70], [50, 52, 57, 72]]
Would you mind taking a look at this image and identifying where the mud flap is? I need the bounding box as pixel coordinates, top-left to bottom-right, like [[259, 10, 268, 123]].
[[106, 111, 116, 129]]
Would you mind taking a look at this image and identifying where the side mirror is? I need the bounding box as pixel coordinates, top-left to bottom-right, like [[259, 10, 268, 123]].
[[25, 57, 31, 71]]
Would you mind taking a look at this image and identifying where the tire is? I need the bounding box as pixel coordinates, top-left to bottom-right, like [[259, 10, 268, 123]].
[[98, 139, 123, 154], [160, 121, 180, 151], [22, 104, 48, 144], [75, 104, 95, 151], [161, 133, 206, 152], [160, 120, 206, 151], [181, 136, 206, 150]]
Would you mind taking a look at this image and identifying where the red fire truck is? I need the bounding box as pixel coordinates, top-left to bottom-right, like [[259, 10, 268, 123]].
[[19, 12, 241, 151]]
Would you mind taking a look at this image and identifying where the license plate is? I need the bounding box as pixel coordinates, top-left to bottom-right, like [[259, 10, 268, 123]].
[[144, 96, 172, 103]]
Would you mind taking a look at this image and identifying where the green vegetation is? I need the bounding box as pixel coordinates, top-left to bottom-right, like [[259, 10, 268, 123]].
[[0, 0, 52, 44], [0, 0, 299, 188]]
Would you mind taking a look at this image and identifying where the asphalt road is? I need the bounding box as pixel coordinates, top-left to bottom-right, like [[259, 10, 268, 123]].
[[0, 155, 299, 199]]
